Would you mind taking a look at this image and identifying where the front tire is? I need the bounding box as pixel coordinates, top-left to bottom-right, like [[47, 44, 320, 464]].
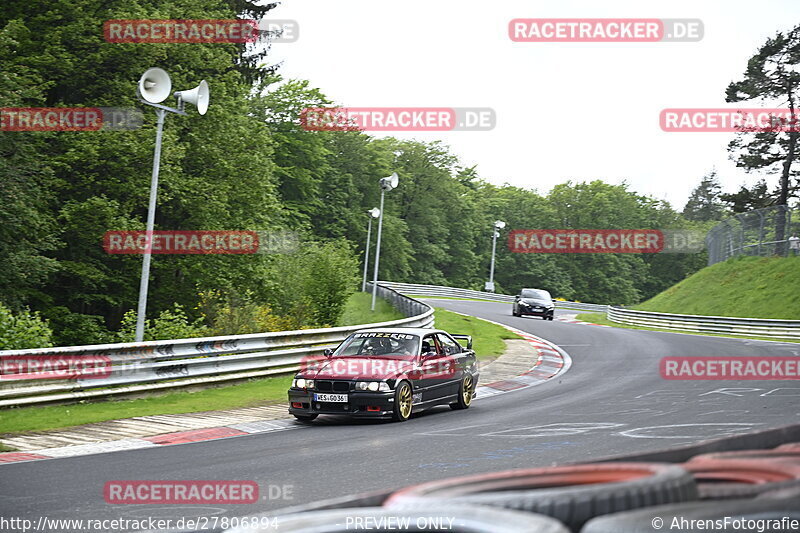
[[393, 381, 413, 422], [293, 413, 318, 423], [450, 374, 475, 410]]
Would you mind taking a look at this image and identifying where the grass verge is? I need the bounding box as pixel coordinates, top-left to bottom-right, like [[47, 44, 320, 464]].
[[0, 298, 517, 437], [575, 312, 800, 344], [0, 376, 292, 436], [337, 291, 404, 325], [433, 307, 521, 359]]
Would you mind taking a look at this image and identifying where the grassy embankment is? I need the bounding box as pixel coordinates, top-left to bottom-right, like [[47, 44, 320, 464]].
[[576, 256, 800, 339], [0, 295, 517, 437]]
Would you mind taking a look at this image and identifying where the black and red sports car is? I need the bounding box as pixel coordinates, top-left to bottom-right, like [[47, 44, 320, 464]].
[[288, 327, 478, 422]]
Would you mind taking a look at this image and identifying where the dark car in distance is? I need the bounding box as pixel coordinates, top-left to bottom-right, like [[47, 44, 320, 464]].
[[288, 328, 479, 423], [512, 288, 555, 320]]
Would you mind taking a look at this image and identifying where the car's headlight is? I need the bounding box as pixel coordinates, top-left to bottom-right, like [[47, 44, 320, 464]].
[[294, 378, 306, 389], [356, 381, 391, 392], [306, 380, 314, 389]]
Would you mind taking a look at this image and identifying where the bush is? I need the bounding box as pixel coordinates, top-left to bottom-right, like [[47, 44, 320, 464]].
[[117, 304, 210, 342], [43, 306, 116, 347], [300, 242, 359, 326], [198, 290, 299, 335], [263, 240, 359, 327], [0, 302, 54, 350]]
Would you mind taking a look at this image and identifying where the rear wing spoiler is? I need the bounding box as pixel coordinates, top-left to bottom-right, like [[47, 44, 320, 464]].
[[452, 334, 473, 350]]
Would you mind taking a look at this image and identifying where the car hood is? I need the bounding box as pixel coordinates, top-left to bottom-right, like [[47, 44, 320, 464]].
[[305, 356, 417, 380], [520, 298, 552, 306]]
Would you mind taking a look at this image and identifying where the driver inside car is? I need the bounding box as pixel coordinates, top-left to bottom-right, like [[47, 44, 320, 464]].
[[362, 337, 393, 355], [421, 340, 434, 355]]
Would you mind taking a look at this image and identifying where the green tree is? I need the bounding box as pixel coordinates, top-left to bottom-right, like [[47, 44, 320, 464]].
[[726, 24, 800, 250], [683, 171, 726, 222], [0, 20, 59, 310], [1, 0, 285, 339]]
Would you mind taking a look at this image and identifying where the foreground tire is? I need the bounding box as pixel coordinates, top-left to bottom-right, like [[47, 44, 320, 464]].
[[259, 504, 570, 533], [582, 495, 800, 533], [450, 373, 475, 410], [392, 381, 413, 422], [384, 462, 697, 532], [293, 414, 318, 423], [682, 458, 800, 499], [687, 449, 800, 464]]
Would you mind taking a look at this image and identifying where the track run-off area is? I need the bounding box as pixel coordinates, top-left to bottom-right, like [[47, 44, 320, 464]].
[[1, 299, 798, 528]]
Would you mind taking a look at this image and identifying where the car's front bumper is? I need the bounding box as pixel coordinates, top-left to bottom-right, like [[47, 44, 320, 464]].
[[288, 388, 395, 418], [518, 306, 553, 316]]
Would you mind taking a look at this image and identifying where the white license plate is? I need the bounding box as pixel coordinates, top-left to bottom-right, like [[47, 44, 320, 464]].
[[314, 393, 348, 403]]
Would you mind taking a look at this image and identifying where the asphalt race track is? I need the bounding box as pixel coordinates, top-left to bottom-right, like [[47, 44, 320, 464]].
[[1, 299, 799, 529]]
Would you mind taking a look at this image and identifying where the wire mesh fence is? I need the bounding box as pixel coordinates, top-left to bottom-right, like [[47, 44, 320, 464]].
[[706, 205, 798, 265]]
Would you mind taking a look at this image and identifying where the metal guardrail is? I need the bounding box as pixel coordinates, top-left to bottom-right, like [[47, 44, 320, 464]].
[[379, 282, 800, 340], [0, 283, 433, 407], [378, 282, 608, 312], [607, 307, 800, 340]]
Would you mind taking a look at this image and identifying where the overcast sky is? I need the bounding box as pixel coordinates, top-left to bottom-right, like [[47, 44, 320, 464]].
[[263, 0, 800, 209]]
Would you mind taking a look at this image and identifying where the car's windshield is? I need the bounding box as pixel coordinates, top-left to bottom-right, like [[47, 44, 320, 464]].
[[335, 332, 420, 357], [520, 289, 551, 300]]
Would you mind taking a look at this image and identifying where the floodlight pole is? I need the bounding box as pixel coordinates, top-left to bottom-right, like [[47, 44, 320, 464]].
[[362, 215, 374, 292], [371, 190, 386, 311], [489, 229, 498, 288], [487, 220, 505, 293]]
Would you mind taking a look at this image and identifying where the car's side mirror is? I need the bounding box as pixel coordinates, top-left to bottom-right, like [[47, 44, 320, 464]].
[[323, 348, 333, 358]]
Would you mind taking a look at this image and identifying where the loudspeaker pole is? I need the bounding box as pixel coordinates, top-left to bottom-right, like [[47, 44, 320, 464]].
[[133, 68, 209, 342], [135, 108, 166, 342]]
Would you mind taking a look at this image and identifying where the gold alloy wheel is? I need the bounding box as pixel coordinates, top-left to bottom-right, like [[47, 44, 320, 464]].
[[462, 374, 474, 406], [398, 383, 412, 419]]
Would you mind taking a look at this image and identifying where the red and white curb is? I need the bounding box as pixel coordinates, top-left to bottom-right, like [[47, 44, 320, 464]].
[[473, 321, 573, 399], [0, 420, 306, 465], [0, 325, 572, 465]]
